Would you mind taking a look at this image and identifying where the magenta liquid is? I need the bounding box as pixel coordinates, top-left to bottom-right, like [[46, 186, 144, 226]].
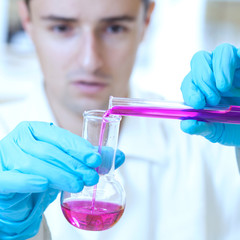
[[104, 105, 240, 124], [61, 200, 124, 231]]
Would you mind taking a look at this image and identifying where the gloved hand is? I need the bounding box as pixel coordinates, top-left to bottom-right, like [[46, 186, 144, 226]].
[[180, 43, 240, 146], [0, 121, 125, 239]]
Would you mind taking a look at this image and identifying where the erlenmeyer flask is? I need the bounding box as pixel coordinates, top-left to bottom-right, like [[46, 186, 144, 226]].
[[60, 110, 126, 231]]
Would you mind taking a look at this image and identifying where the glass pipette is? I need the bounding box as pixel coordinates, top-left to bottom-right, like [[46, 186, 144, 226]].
[[105, 96, 240, 124]]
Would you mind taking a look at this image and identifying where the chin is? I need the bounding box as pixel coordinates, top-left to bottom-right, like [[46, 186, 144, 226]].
[[69, 97, 109, 114]]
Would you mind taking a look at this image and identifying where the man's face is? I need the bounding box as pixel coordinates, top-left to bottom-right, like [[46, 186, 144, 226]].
[[21, 0, 153, 113]]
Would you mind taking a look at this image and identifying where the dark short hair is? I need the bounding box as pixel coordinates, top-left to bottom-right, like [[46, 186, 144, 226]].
[[143, 0, 150, 9], [25, 0, 151, 10], [25, 0, 30, 6]]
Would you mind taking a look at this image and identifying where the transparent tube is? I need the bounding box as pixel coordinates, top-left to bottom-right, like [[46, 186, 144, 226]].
[[82, 110, 122, 175], [107, 96, 240, 124]]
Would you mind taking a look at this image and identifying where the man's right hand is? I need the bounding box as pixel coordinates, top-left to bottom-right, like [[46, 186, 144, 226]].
[[0, 121, 106, 239]]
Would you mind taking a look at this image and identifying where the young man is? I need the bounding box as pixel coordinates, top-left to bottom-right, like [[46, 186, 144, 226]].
[[0, 0, 240, 239]]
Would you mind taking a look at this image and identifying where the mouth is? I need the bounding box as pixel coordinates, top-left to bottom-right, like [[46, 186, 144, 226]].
[[70, 80, 108, 94]]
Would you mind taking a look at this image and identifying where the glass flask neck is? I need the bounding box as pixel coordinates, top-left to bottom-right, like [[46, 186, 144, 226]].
[[82, 110, 121, 175]]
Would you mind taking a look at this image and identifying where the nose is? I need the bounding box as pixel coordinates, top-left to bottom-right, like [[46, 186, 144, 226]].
[[77, 31, 103, 73]]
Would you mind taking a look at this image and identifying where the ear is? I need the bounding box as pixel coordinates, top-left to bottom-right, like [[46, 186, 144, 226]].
[[18, 0, 33, 36], [145, 2, 155, 26], [140, 2, 155, 41]]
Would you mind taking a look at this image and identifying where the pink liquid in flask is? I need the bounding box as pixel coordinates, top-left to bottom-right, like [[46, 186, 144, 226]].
[[61, 200, 124, 231]]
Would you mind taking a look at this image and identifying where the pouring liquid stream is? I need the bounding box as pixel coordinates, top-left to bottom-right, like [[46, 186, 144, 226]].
[[91, 118, 107, 212], [105, 104, 240, 124]]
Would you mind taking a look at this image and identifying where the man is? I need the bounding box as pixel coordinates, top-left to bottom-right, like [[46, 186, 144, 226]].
[[0, 1, 240, 240]]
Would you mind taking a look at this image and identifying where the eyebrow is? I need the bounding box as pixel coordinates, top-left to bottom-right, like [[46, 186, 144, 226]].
[[40, 15, 136, 23], [41, 15, 78, 23], [100, 15, 136, 23]]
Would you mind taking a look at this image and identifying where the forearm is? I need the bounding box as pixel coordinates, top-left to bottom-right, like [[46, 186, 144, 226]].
[[0, 191, 57, 240], [0, 215, 50, 240], [28, 216, 51, 240]]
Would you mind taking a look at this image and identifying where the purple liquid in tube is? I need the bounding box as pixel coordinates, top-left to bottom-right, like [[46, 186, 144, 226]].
[[104, 105, 240, 124]]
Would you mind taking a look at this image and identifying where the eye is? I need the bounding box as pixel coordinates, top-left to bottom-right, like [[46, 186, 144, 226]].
[[51, 24, 72, 33], [106, 24, 127, 34]]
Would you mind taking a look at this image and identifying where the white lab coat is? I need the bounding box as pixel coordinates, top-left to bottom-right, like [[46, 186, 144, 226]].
[[0, 81, 240, 240]]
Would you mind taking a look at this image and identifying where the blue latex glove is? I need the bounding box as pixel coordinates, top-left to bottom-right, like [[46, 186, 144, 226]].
[[97, 146, 125, 174], [0, 121, 125, 239], [181, 43, 240, 146]]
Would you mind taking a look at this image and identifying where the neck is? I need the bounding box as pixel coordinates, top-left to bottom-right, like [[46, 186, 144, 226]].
[[44, 86, 130, 136], [45, 92, 83, 137], [53, 104, 84, 136]]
